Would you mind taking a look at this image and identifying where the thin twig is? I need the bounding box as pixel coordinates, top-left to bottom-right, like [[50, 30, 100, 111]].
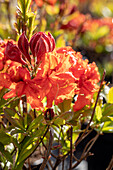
[[34, 109, 36, 118], [62, 159, 64, 170], [75, 128, 93, 148], [39, 128, 54, 170], [69, 126, 73, 170], [24, 125, 50, 162], [48, 159, 53, 169], [73, 154, 79, 162], [71, 132, 99, 169], [50, 152, 58, 159], [106, 155, 113, 170], [53, 151, 70, 170], [42, 140, 54, 169]]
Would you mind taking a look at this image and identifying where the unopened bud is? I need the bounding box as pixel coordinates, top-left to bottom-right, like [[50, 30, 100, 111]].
[[44, 108, 54, 120], [4, 41, 26, 65], [18, 32, 31, 62], [30, 32, 55, 63]]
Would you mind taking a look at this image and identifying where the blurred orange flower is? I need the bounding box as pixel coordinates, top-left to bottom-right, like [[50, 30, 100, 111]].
[[34, 0, 57, 7]]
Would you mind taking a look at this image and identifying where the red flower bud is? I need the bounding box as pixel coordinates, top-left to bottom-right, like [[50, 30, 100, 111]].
[[30, 32, 55, 63], [4, 41, 26, 65], [44, 108, 54, 120], [18, 32, 31, 62]]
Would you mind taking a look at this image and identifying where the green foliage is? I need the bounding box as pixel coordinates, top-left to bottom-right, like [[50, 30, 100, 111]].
[[95, 105, 102, 121], [58, 99, 72, 113], [0, 142, 13, 164], [107, 87, 113, 103], [16, 0, 36, 39]]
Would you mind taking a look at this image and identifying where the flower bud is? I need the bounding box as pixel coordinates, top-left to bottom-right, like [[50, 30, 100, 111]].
[[18, 32, 31, 62], [30, 32, 55, 63], [44, 108, 54, 120], [4, 41, 26, 65]]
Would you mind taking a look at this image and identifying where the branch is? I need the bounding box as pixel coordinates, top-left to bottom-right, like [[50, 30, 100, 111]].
[[69, 126, 73, 170], [53, 151, 70, 170], [39, 128, 54, 170], [106, 155, 113, 170], [72, 132, 99, 169]]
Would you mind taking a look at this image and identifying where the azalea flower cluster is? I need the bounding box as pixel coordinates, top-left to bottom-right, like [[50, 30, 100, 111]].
[[60, 9, 113, 48], [0, 32, 100, 112], [60, 11, 87, 31], [82, 18, 113, 44]]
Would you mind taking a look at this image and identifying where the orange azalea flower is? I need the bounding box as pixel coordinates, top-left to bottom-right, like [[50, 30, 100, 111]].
[[56, 46, 100, 111], [0, 52, 5, 71], [33, 48, 77, 107], [3, 66, 43, 110], [0, 39, 6, 71], [0, 73, 12, 91], [73, 62, 100, 111]]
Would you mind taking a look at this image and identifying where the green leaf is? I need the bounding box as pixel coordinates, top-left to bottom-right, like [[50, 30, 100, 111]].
[[25, 0, 32, 12], [107, 87, 113, 103], [16, 125, 46, 164], [4, 107, 16, 117], [72, 133, 79, 144], [0, 131, 11, 145], [72, 110, 81, 121], [58, 99, 72, 113], [11, 137, 20, 149], [95, 106, 102, 121], [10, 129, 24, 135], [0, 87, 6, 98], [54, 117, 65, 125], [16, 143, 37, 164], [9, 99, 20, 109], [101, 116, 111, 122], [0, 142, 13, 163], [28, 114, 44, 131], [67, 119, 78, 126], [94, 26, 109, 40], [3, 108, 24, 130], [102, 121, 113, 133], [17, 0, 24, 13], [13, 161, 24, 170], [26, 12, 34, 18], [28, 12, 36, 39], [59, 111, 74, 121], [20, 125, 46, 153], [102, 103, 113, 117]]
